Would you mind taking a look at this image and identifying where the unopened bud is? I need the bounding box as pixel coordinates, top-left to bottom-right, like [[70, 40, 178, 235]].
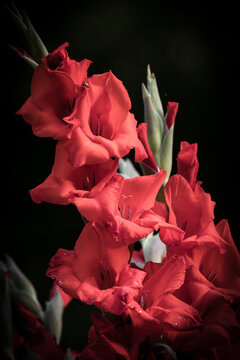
[[44, 288, 64, 344], [142, 66, 179, 186], [118, 158, 140, 179], [142, 82, 163, 163], [160, 102, 178, 185], [6, 3, 48, 65], [6, 255, 44, 321], [141, 233, 167, 263]]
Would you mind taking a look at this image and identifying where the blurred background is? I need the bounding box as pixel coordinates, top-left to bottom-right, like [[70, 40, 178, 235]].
[[2, 0, 239, 353]]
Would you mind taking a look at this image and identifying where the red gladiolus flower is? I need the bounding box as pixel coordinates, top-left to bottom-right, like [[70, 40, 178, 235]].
[[163, 174, 228, 253], [184, 219, 240, 304], [17, 44, 147, 166], [79, 312, 162, 360], [123, 255, 201, 335], [73, 170, 184, 245], [46, 222, 146, 315], [79, 312, 133, 360], [62, 70, 147, 167], [161, 265, 240, 354], [30, 142, 119, 205], [17, 63, 79, 140]]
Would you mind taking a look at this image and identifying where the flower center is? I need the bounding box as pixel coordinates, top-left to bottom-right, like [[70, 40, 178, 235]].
[[90, 112, 104, 136], [97, 259, 115, 290]]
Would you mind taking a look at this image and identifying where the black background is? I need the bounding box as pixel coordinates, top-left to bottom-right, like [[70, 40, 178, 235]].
[[2, 0, 240, 353]]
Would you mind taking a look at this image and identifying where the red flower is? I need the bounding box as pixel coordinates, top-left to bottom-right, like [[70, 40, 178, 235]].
[[183, 219, 240, 304], [73, 170, 183, 245], [79, 312, 133, 360], [62, 70, 147, 167], [123, 255, 201, 335], [163, 174, 228, 253], [46, 222, 146, 315], [17, 63, 79, 140], [30, 142, 119, 205], [161, 265, 240, 354], [18, 44, 147, 166], [79, 312, 160, 360]]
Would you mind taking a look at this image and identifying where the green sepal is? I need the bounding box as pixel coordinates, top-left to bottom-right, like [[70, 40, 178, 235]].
[[146, 65, 164, 120], [140, 233, 167, 263], [6, 3, 48, 64], [5, 255, 44, 321], [159, 124, 174, 185], [10, 286, 44, 322], [118, 158, 140, 178], [142, 83, 162, 163], [44, 288, 64, 344], [6, 255, 37, 300]]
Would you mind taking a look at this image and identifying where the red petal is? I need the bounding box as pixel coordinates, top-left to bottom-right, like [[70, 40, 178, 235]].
[[166, 102, 178, 129]]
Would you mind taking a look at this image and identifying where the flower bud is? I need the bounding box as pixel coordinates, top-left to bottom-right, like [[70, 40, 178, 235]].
[[160, 102, 178, 185], [118, 157, 140, 179], [141, 81, 163, 163], [6, 3, 48, 66], [141, 232, 167, 263], [6, 255, 37, 299], [6, 255, 44, 321], [142, 66, 179, 186], [9, 45, 39, 70], [44, 287, 64, 344]]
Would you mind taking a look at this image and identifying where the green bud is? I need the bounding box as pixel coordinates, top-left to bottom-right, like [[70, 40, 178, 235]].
[[6, 255, 44, 321], [146, 65, 164, 120], [44, 288, 64, 344], [140, 233, 167, 263], [10, 286, 44, 322], [142, 65, 179, 188], [160, 124, 174, 185], [6, 255, 37, 299], [6, 3, 48, 64], [142, 82, 162, 164], [9, 45, 39, 71], [118, 158, 140, 178]]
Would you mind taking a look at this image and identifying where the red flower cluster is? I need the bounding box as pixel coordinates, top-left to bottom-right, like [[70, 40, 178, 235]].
[[18, 44, 240, 359]]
